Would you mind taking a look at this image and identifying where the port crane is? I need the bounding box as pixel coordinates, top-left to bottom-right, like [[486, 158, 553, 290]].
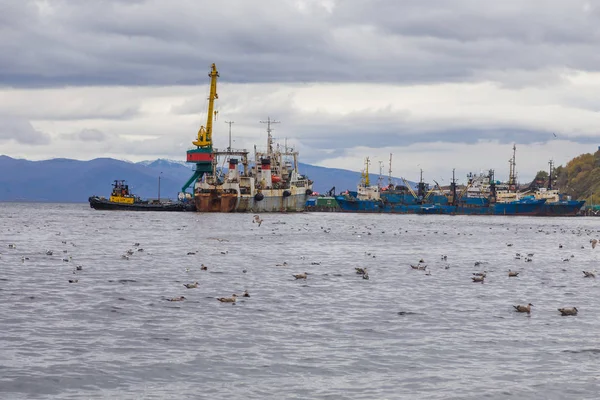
[[181, 63, 220, 195]]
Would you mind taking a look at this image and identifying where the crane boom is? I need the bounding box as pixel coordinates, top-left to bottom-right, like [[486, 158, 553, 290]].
[[192, 63, 219, 148]]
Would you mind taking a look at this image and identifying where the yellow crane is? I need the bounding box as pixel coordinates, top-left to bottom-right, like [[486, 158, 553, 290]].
[[192, 63, 219, 148]]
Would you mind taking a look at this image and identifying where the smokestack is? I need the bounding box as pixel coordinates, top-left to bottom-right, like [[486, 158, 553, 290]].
[[260, 157, 272, 188]]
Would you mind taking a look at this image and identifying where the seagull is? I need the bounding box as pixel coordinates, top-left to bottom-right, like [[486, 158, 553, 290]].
[[514, 303, 533, 314], [167, 296, 186, 302], [582, 270, 596, 278], [183, 282, 199, 289], [253, 215, 263, 227], [217, 294, 237, 303], [293, 272, 308, 279], [508, 270, 519, 277], [558, 307, 578, 316]]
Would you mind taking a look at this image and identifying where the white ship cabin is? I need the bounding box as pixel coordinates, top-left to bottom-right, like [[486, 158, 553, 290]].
[[533, 187, 566, 202], [357, 183, 381, 200]]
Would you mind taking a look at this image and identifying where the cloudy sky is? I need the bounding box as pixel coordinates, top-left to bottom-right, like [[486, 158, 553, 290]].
[[2, 0, 600, 184]]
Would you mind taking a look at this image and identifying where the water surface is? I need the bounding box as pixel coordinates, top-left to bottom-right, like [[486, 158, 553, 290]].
[[1, 203, 600, 399]]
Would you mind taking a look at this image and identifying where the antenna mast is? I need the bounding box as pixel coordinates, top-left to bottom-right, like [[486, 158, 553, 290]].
[[259, 117, 280, 155], [224, 120, 234, 152], [508, 144, 517, 190], [548, 159, 554, 190], [388, 153, 393, 186]]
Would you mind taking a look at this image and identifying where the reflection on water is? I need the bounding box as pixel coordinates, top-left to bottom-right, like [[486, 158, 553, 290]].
[[1, 203, 600, 399]]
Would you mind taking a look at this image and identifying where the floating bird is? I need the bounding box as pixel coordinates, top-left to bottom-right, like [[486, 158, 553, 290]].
[[441, 255, 447, 261], [134, 242, 140, 247], [187, 252, 196, 255], [137, 248, 144, 252], [473, 271, 487, 277], [167, 296, 186, 302], [514, 303, 533, 314], [363, 272, 370, 279], [474, 261, 482, 266], [411, 265, 427, 271], [242, 290, 250, 297], [276, 262, 288, 267], [355, 267, 367, 275], [508, 270, 519, 277], [293, 272, 308, 279], [558, 307, 578, 316], [253, 215, 263, 227], [582, 270, 596, 278], [217, 294, 237, 303], [121, 255, 129, 260], [45, 250, 53, 255], [126, 249, 134, 256], [200, 264, 208, 271], [76, 265, 83, 271], [8, 244, 16, 249], [68, 279, 78, 283], [472, 276, 485, 283], [591, 239, 598, 249], [559, 244, 563, 249], [183, 282, 199, 289]]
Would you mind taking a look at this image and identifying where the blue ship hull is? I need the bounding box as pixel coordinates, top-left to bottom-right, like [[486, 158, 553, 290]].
[[335, 196, 548, 216], [537, 200, 585, 216]]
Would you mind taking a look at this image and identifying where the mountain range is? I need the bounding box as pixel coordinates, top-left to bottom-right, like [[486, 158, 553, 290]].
[[0, 155, 411, 203]]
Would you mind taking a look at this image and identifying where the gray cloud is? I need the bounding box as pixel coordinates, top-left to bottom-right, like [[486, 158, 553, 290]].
[[3, 1, 600, 88], [0, 116, 51, 145], [77, 128, 106, 142]]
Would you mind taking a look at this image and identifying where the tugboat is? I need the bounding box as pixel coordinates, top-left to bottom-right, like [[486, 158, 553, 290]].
[[89, 180, 193, 211]]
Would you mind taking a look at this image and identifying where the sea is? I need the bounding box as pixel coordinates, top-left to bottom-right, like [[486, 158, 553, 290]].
[[1, 203, 600, 400]]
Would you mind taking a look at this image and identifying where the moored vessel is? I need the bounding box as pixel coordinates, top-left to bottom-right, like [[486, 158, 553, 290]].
[[193, 118, 313, 212], [89, 180, 194, 211]]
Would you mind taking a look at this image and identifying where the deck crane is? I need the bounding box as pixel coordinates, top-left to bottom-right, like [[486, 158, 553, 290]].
[[181, 63, 220, 195]]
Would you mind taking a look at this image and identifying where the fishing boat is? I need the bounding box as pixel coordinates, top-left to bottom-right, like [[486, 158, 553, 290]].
[[180, 63, 312, 213], [335, 149, 547, 216], [193, 118, 313, 212], [89, 180, 193, 211], [523, 160, 585, 216]]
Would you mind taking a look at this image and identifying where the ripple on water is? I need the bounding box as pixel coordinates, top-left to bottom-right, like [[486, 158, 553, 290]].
[[1, 204, 600, 399]]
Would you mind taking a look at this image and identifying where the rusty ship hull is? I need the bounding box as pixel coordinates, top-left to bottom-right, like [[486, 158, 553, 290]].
[[195, 186, 311, 213]]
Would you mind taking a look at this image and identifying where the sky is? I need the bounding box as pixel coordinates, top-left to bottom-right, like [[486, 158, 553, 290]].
[[2, 0, 600, 185]]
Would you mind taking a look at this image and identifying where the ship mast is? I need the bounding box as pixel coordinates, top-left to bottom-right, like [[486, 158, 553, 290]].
[[548, 159, 554, 190], [388, 153, 393, 186], [193, 63, 219, 148], [508, 144, 517, 191], [260, 117, 280, 156], [361, 157, 371, 186], [378, 161, 384, 187]]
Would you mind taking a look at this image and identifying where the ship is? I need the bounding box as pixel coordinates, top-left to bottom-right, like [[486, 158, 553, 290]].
[[181, 63, 313, 212], [335, 150, 547, 216], [194, 118, 313, 212], [524, 160, 585, 216], [89, 180, 194, 211]]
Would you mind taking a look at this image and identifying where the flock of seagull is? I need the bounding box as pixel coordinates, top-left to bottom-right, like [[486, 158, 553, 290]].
[[403, 236, 600, 317], [4, 216, 599, 317]]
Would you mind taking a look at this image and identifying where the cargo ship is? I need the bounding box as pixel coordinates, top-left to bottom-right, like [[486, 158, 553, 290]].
[[180, 63, 312, 212], [89, 180, 194, 211]]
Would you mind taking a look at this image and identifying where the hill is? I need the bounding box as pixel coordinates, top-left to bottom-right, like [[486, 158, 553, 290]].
[[555, 149, 600, 203], [0, 156, 412, 202]]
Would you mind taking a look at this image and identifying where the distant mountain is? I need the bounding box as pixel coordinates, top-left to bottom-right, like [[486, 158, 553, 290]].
[[0, 155, 413, 202]]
